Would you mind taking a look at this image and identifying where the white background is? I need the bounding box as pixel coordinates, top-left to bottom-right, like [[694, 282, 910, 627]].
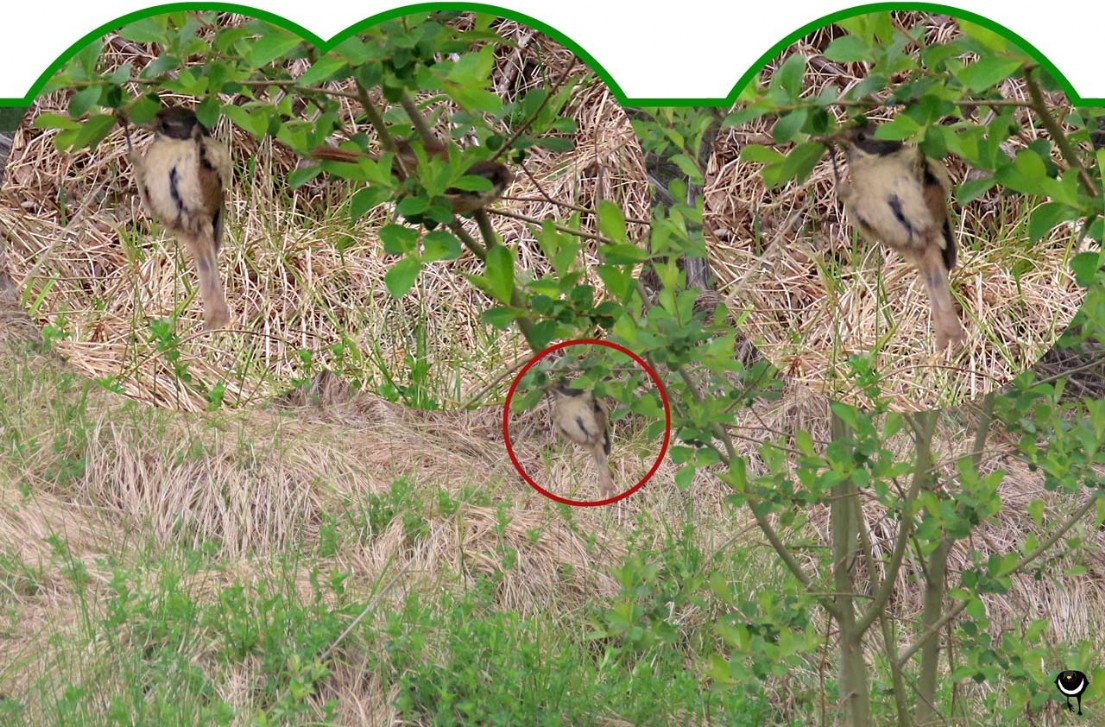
[[1, 2, 1102, 101]]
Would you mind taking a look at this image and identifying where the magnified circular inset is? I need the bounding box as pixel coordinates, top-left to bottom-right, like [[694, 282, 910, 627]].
[[705, 10, 1100, 412], [0, 11, 649, 413]]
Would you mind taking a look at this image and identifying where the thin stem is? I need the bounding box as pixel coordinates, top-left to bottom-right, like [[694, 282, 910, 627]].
[[353, 81, 396, 153], [489, 208, 621, 246], [1024, 67, 1100, 197]]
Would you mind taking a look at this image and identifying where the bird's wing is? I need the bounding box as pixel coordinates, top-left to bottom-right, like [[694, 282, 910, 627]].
[[198, 137, 231, 250], [884, 170, 941, 252], [139, 137, 209, 237]]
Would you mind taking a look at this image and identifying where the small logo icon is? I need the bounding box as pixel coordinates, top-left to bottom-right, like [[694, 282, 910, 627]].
[[1056, 670, 1089, 715]]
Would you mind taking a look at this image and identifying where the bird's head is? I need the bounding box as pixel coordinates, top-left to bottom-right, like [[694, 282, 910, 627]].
[[153, 107, 205, 140], [844, 124, 905, 158]]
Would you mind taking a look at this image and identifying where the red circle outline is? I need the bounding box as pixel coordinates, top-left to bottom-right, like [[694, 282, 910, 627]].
[[502, 338, 671, 507]]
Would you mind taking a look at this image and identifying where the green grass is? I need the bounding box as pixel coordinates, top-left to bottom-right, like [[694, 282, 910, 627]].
[[2, 317, 1101, 725]]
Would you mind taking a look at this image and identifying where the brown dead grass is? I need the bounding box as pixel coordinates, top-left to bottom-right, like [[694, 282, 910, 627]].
[[705, 12, 1090, 413]]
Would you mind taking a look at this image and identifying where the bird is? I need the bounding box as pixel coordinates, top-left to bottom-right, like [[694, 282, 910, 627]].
[[1056, 669, 1089, 715], [129, 106, 232, 331], [311, 138, 513, 215], [836, 125, 966, 351], [552, 382, 616, 498]]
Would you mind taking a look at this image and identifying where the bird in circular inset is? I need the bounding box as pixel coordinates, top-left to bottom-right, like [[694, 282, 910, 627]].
[[1056, 669, 1089, 715]]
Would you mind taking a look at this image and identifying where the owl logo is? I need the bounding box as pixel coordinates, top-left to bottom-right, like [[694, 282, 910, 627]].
[[1055, 670, 1089, 715]]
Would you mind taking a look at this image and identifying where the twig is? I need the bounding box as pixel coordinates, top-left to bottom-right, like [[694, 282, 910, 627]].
[[488, 208, 621, 246]]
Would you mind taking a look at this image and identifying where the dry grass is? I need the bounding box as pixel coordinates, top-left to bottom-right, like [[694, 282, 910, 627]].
[[705, 13, 1090, 412]]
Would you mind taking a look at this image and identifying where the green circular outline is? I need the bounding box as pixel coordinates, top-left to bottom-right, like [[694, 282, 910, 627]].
[[0, 1, 1101, 110]]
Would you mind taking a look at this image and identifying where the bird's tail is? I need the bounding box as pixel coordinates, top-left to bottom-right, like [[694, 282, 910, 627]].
[[184, 233, 230, 331], [917, 243, 965, 350], [592, 443, 616, 497]]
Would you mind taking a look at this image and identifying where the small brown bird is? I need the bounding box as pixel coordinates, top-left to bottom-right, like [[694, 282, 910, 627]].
[[130, 106, 232, 331], [312, 138, 513, 215], [553, 382, 615, 497], [838, 126, 966, 350]]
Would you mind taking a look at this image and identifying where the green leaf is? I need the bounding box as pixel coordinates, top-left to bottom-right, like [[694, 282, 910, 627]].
[[1028, 202, 1075, 241], [995, 149, 1050, 196], [33, 113, 80, 130], [385, 257, 422, 297], [1025, 494, 1043, 523], [740, 144, 785, 164], [1070, 251, 1102, 288], [141, 55, 180, 79], [669, 153, 703, 183], [333, 37, 371, 63], [600, 244, 648, 265], [287, 165, 321, 189], [129, 95, 163, 125], [532, 137, 574, 153], [778, 142, 826, 184], [448, 85, 502, 114], [249, 27, 302, 67], [823, 35, 870, 63], [723, 103, 772, 128], [297, 55, 348, 86], [194, 97, 220, 130], [68, 86, 103, 117], [958, 20, 1015, 55], [675, 465, 696, 489], [482, 307, 521, 328], [445, 47, 495, 85], [422, 231, 462, 261], [956, 58, 1024, 94], [772, 109, 808, 144], [597, 200, 628, 245], [597, 264, 634, 301], [108, 64, 133, 85], [380, 224, 420, 255], [396, 196, 431, 218], [956, 176, 996, 205], [485, 245, 515, 304], [57, 113, 116, 150], [220, 105, 269, 139], [119, 16, 168, 44], [772, 54, 806, 99]]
